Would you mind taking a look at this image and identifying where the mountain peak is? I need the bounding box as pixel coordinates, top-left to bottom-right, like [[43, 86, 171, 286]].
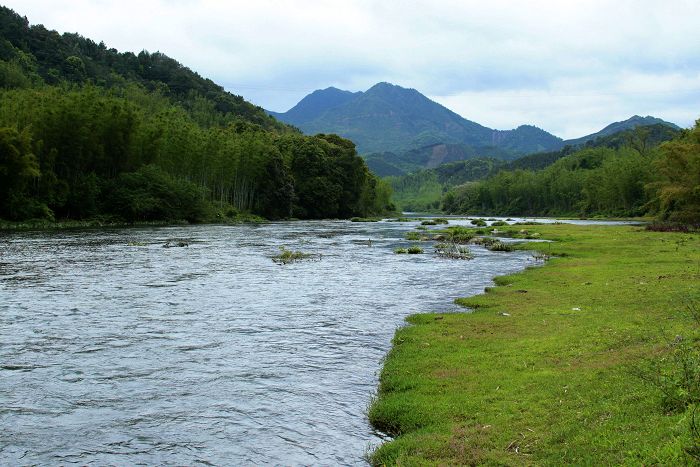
[[365, 82, 420, 97], [272, 86, 360, 124], [566, 115, 680, 146]]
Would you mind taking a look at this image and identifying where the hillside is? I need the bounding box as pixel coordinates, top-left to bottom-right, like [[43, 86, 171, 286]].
[[389, 123, 682, 213], [365, 142, 510, 177], [507, 123, 681, 171], [272, 82, 563, 155], [564, 115, 680, 147], [443, 120, 698, 221], [0, 6, 393, 223], [0, 6, 286, 131]]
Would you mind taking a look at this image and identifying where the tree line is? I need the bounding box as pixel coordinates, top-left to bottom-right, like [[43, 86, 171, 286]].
[[442, 122, 700, 225]]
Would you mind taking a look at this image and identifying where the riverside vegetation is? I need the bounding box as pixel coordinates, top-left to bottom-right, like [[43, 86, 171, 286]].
[[369, 223, 700, 464], [389, 122, 699, 227], [0, 7, 393, 226]]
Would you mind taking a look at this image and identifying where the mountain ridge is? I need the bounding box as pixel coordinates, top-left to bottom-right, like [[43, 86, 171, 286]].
[[271, 82, 562, 155], [271, 83, 680, 160]]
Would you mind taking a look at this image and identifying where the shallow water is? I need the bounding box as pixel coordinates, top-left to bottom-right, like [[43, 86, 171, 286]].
[[1, 219, 541, 465]]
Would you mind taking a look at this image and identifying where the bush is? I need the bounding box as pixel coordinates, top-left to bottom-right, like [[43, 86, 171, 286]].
[[405, 231, 422, 241], [488, 241, 514, 252], [407, 245, 423, 254], [446, 226, 475, 244], [104, 165, 209, 223], [272, 247, 315, 264]]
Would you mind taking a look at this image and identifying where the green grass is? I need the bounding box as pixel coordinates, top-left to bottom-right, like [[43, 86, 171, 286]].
[[369, 224, 700, 465]]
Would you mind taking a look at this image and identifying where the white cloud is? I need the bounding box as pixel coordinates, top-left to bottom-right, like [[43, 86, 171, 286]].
[[5, 0, 700, 137]]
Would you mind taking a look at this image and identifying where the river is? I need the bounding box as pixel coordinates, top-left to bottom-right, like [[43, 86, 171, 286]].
[[1, 218, 551, 465]]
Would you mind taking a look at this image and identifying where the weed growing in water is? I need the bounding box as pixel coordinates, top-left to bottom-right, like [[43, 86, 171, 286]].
[[435, 242, 474, 260], [445, 226, 476, 244], [405, 231, 422, 241], [271, 247, 316, 264]]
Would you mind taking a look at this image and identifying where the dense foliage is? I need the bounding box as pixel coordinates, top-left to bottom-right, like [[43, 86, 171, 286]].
[[0, 7, 393, 223], [364, 142, 510, 177], [443, 121, 700, 224], [387, 158, 500, 212]]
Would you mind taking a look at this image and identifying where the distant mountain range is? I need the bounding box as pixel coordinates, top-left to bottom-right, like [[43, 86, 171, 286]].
[[269, 82, 680, 172]]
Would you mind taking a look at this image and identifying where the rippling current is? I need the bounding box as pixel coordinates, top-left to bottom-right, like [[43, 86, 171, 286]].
[[1, 218, 544, 465]]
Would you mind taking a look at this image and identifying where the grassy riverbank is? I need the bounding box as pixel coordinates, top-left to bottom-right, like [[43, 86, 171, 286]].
[[0, 212, 268, 232], [369, 224, 700, 465]]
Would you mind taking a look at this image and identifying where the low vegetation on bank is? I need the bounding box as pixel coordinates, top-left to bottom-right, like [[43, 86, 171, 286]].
[[369, 224, 700, 464]]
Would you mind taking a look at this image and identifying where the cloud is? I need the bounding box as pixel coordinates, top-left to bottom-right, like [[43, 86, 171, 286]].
[[5, 0, 700, 137]]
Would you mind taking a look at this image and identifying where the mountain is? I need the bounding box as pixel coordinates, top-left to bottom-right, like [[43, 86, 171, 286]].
[[268, 86, 360, 125], [564, 115, 680, 147], [508, 122, 682, 172], [271, 82, 563, 155]]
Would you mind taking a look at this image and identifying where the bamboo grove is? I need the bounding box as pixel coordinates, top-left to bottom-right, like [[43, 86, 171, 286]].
[[0, 7, 394, 223]]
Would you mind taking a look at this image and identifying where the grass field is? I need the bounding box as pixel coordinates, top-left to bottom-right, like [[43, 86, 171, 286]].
[[369, 224, 700, 465]]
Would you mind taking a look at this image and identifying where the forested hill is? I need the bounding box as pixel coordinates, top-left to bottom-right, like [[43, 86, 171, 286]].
[[0, 6, 284, 131], [387, 123, 686, 214], [564, 115, 680, 147], [506, 123, 681, 172], [442, 120, 699, 223], [0, 7, 394, 223]]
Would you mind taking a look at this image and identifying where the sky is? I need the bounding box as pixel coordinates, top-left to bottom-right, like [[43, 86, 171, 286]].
[[6, 0, 700, 138]]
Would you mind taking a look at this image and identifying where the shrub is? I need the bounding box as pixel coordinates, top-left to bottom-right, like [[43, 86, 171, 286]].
[[405, 231, 422, 240], [488, 241, 514, 252], [446, 226, 475, 244], [272, 247, 315, 264]]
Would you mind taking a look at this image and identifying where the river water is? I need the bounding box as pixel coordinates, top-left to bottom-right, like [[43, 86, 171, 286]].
[[1, 219, 543, 465]]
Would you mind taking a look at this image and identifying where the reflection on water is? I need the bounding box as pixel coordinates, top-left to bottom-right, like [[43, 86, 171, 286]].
[[1, 219, 540, 465]]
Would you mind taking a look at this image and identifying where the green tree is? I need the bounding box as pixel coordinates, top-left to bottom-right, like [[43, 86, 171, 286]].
[[654, 121, 700, 224]]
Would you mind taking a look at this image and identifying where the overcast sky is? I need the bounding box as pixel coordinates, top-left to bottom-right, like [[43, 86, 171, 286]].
[[6, 0, 699, 138]]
